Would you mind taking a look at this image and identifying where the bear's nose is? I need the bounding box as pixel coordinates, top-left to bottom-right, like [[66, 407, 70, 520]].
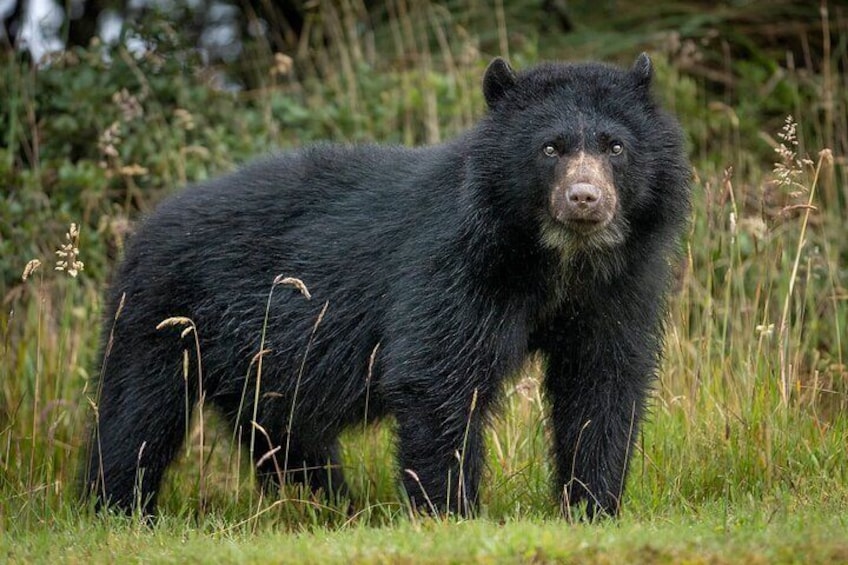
[[567, 183, 601, 209]]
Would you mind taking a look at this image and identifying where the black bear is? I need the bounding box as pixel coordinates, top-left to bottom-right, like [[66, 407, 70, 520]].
[[84, 54, 690, 518]]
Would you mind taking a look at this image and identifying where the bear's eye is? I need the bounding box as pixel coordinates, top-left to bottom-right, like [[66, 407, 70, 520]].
[[542, 144, 558, 157], [609, 141, 624, 156]]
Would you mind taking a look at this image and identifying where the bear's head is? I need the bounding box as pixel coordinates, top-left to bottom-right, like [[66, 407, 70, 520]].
[[478, 54, 689, 264]]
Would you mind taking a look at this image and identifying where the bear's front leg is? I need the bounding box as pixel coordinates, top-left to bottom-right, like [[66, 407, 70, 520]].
[[387, 327, 529, 517], [394, 397, 487, 516], [542, 283, 665, 519], [381, 266, 531, 516]]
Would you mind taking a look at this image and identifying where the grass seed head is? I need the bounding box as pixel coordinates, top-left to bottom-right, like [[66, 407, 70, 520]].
[[22, 259, 42, 281], [274, 275, 312, 300], [54, 223, 84, 278], [773, 115, 814, 190], [156, 316, 195, 330]]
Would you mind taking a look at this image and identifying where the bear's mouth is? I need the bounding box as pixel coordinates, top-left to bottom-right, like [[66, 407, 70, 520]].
[[539, 213, 627, 254], [561, 217, 609, 235]]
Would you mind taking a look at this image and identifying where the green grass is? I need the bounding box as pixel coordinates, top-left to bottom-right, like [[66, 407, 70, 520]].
[[2, 1, 847, 562], [3, 506, 848, 563]]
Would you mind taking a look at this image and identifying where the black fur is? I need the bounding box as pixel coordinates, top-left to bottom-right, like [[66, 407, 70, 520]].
[[83, 55, 690, 518]]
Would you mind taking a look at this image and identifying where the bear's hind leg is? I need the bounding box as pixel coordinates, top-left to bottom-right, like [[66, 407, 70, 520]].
[[84, 350, 192, 514]]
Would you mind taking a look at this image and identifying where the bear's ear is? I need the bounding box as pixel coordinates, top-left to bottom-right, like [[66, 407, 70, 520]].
[[483, 57, 517, 109], [631, 52, 653, 89]]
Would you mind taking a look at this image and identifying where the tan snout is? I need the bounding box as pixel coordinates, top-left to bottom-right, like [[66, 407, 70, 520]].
[[550, 152, 617, 232]]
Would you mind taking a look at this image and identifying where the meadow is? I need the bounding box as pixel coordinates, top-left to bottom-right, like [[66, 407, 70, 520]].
[[1, 2, 846, 562]]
